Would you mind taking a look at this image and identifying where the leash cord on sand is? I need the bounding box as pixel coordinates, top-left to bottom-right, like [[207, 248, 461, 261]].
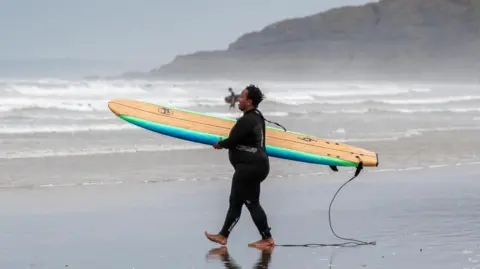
[[275, 162, 377, 248]]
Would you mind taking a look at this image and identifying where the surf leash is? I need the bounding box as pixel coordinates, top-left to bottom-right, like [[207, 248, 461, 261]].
[[254, 109, 287, 132], [255, 108, 375, 247], [275, 162, 377, 248]]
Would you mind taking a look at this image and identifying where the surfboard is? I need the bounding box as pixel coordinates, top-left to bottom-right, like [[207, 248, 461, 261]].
[[108, 99, 378, 168]]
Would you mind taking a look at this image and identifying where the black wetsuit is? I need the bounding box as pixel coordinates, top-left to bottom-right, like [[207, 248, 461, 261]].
[[229, 92, 235, 108], [217, 108, 272, 240]]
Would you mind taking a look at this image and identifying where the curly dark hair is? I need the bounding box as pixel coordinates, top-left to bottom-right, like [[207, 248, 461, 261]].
[[245, 84, 264, 107]]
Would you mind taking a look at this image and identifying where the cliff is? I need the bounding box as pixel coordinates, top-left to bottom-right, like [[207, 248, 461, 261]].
[[147, 0, 480, 81]]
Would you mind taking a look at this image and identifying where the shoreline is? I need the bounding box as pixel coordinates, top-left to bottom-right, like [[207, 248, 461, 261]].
[[1, 147, 479, 191], [1, 163, 478, 209]]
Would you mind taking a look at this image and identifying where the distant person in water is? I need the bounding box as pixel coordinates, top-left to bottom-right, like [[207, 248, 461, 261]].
[[228, 87, 236, 110]]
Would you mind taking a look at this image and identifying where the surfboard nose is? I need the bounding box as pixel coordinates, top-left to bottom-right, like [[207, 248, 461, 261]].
[[108, 99, 123, 115]]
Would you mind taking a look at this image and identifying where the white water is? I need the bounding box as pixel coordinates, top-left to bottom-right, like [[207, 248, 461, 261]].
[[0, 79, 478, 112], [0, 78, 479, 159]]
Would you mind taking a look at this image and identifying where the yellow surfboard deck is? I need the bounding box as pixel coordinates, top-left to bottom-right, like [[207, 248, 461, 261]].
[[108, 99, 378, 168]]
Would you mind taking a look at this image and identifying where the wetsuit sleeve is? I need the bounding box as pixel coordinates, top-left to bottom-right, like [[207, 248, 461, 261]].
[[218, 116, 254, 149]]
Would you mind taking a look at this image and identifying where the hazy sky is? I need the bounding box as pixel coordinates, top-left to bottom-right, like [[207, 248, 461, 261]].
[[0, 0, 374, 69]]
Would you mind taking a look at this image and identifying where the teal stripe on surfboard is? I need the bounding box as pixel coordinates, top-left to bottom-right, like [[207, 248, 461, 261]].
[[119, 114, 357, 167]]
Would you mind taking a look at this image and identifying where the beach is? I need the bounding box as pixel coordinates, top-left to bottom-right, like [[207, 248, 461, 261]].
[[1, 157, 479, 269], [1, 79, 480, 268]]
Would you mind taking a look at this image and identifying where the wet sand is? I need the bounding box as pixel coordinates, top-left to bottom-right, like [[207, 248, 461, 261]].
[[1, 163, 479, 269]]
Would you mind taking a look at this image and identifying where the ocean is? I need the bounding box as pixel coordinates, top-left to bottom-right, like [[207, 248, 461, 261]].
[[0, 78, 479, 268], [1, 78, 479, 169]]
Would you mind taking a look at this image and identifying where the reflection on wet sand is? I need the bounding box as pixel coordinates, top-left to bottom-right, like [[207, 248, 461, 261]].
[[206, 246, 273, 269]]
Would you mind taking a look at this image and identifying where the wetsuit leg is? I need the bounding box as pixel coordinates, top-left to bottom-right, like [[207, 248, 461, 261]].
[[219, 173, 244, 238], [219, 164, 272, 239], [242, 164, 272, 240]]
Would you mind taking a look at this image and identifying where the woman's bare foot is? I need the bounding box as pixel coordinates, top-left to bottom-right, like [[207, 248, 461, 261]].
[[248, 237, 275, 248], [204, 231, 227, 245]]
